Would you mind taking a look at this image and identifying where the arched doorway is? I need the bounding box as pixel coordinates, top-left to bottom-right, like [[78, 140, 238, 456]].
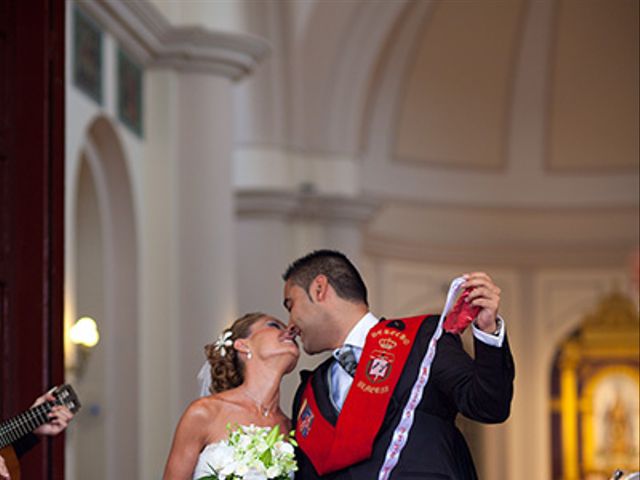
[[66, 116, 139, 480]]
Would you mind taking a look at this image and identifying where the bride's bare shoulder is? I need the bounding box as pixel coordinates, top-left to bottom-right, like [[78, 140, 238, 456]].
[[179, 392, 244, 442], [185, 395, 226, 420], [185, 391, 244, 421]]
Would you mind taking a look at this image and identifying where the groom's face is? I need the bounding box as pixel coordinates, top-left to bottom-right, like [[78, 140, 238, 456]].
[[283, 279, 324, 354]]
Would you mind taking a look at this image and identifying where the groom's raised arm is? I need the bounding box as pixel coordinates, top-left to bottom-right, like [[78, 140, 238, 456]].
[[432, 331, 515, 423]]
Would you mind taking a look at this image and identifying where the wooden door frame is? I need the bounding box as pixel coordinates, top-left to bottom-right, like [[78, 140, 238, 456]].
[[0, 0, 65, 477]]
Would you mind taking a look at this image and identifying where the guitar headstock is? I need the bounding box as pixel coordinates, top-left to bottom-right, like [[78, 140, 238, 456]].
[[52, 384, 82, 414]]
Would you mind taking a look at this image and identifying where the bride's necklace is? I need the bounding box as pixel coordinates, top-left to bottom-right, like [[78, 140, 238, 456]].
[[242, 390, 277, 417]]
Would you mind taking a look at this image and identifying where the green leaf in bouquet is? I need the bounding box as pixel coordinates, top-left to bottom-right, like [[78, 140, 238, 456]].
[[266, 424, 280, 447], [260, 446, 273, 466], [288, 429, 298, 447]]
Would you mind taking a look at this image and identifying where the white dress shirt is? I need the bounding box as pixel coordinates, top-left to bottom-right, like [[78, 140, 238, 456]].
[[329, 312, 505, 411]]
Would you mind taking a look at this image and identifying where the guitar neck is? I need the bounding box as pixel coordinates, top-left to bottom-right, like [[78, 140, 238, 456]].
[[0, 401, 53, 449]]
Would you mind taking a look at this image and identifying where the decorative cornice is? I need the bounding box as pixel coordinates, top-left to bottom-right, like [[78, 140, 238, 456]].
[[236, 190, 380, 223], [77, 0, 269, 80], [363, 234, 632, 269]]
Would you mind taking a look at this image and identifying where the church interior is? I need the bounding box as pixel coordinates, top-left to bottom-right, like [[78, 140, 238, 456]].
[[1, 0, 638, 479]]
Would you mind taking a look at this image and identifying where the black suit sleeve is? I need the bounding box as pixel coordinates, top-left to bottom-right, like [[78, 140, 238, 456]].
[[13, 433, 39, 458], [432, 332, 515, 423]]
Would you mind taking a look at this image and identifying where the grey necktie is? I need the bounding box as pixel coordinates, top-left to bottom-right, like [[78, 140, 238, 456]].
[[336, 345, 358, 377]]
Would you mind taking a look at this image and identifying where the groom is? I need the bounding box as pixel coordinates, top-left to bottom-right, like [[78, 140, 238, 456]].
[[283, 250, 514, 479]]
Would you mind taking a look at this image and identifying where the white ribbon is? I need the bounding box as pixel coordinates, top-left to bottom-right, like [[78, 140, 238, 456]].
[[378, 276, 467, 480]]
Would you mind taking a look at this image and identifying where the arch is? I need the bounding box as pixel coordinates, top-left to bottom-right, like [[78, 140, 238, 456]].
[[357, 0, 639, 208], [68, 115, 139, 479], [289, 0, 413, 153]]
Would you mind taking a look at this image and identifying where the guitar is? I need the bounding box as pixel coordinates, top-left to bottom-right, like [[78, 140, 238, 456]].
[[0, 384, 81, 480]]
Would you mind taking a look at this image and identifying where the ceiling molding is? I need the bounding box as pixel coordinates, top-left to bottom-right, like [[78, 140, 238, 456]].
[[364, 233, 632, 269], [236, 190, 380, 223], [77, 0, 269, 80]]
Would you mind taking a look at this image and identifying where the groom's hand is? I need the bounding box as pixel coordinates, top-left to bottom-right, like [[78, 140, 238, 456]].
[[462, 272, 501, 334]]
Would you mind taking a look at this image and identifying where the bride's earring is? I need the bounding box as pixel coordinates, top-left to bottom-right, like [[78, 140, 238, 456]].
[[247, 350, 252, 360]]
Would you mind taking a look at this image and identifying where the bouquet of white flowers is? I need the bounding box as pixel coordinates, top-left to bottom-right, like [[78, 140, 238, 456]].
[[196, 424, 298, 480]]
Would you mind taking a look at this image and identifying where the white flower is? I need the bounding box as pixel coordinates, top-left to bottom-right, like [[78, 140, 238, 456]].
[[266, 465, 281, 477], [214, 330, 233, 357], [234, 463, 249, 476], [275, 441, 294, 455], [244, 424, 258, 434], [254, 438, 269, 453], [212, 462, 230, 476], [244, 470, 267, 480], [238, 435, 252, 449], [220, 461, 238, 476], [209, 443, 234, 470]]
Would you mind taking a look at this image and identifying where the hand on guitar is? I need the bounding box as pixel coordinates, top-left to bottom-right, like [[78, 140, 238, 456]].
[[0, 454, 9, 480], [30, 390, 75, 437], [0, 385, 80, 480]]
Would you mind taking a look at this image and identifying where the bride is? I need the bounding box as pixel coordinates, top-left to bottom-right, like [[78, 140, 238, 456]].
[[163, 312, 300, 479]]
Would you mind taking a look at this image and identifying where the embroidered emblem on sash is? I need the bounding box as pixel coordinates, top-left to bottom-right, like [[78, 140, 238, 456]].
[[366, 350, 394, 384], [298, 399, 314, 438]]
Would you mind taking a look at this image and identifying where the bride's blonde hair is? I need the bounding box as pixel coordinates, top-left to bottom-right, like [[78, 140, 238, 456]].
[[204, 312, 265, 394]]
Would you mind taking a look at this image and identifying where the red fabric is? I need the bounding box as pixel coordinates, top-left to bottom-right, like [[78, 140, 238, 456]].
[[443, 289, 481, 334], [296, 316, 426, 475]]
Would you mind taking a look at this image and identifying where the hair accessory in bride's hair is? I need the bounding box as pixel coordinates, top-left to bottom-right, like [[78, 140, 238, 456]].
[[214, 330, 233, 357], [197, 361, 212, 397]]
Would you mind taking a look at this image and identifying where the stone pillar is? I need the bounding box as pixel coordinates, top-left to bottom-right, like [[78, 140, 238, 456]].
[[175, 72, 237, 409]]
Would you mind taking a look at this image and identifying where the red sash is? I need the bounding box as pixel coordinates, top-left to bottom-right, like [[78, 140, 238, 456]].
[[295, 316, 427, 475]]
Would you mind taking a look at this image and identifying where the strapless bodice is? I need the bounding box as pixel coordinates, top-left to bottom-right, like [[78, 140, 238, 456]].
[[192, 441, 231, 479]]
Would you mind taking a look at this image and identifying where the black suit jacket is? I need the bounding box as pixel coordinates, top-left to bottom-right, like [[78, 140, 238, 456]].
[[292, 315, 515, 479]]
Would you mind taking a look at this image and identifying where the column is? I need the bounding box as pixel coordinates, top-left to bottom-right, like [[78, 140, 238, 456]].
[[175, 72, 238, 411]]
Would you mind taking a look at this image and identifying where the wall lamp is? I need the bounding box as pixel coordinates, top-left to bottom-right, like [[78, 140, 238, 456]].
[[67, 316, 100, 379]]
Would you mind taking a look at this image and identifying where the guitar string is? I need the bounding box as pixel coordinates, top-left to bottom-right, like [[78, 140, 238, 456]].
[[0, 405, 42, 435], [0, 389, 77, 447], [0, 406, 43, 445], [0, 401, 54, 447], [0, 404, 51, 446], [6, 404, 49, 431]]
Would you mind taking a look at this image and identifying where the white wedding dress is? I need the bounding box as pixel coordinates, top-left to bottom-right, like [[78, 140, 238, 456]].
[[193, 441, 229, 479]]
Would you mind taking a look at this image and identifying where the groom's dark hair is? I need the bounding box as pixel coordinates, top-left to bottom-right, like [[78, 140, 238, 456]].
[[283, 249, 368, 306]]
